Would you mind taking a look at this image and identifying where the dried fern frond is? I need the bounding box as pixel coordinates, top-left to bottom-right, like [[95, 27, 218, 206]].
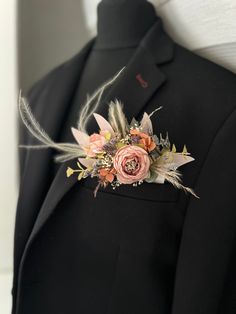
[[108, 99, 129, 137], [76, 66, 126, 133]]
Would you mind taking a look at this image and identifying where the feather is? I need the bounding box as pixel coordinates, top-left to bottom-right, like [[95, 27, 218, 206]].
[[18, 93, 86, 162], [76, 66, 126, 133], [54, 151, 84, 163], [108, 99, 129, 137], [18, 67, 126, 163], [18, 91, 54, 146], [148, 105, 163, 118]]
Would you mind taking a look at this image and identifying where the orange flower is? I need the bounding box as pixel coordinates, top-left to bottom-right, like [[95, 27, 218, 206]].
[[99, 168, 116, 183], [130, 129, 140, 135], [130, 129, 156, 152]]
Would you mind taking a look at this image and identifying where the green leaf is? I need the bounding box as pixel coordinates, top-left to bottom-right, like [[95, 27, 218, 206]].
[[78, 171, 84, 181]]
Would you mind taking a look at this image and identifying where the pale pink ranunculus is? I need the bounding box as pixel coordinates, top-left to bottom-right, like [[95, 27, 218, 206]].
[[82, 133, 107, 157], [113, 145, 150, 184]]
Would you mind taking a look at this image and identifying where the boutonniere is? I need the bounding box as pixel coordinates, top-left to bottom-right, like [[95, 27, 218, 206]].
[[18, 67, 199, 199]]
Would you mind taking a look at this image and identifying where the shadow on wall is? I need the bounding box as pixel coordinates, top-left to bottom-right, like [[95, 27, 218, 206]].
[[18, 0, 92, 93]]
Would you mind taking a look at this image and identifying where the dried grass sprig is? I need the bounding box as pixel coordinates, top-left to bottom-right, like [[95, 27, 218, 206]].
[[76, 66, 126, 133], [108, 99, 129, 137], [18, 66, 126, 163], [151, 164, 199, 198], [18, 93, 86, 162]]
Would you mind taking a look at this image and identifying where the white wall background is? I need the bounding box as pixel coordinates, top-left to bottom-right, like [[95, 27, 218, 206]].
[[0, 0, 18, 313], [1, 0, 235, 313], [18, 0, 92, 92]]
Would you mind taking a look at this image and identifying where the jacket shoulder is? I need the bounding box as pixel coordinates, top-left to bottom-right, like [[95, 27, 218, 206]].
[[174, 43, 236, 78], [172, 43, 236, 117]]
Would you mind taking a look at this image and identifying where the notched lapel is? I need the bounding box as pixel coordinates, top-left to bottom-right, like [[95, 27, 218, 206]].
[[20, 18, 175, 271], [84, 45, 167, 136]]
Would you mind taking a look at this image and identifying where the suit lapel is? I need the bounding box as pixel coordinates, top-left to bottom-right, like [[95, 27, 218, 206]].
[[19, 18, 175, 271]]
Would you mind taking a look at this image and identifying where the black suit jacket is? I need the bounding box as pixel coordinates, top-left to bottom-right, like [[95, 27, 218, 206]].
[[12, 18, 236, 314]]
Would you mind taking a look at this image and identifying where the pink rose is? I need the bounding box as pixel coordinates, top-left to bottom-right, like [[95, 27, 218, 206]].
[[113, 145, 150, 184], [83, 133, 107, 157]]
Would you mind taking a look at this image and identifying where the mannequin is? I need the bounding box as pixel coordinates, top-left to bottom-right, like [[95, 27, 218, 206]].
[[53, 0, 157, 174]]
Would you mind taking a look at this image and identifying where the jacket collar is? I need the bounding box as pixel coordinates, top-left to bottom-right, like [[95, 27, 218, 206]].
[[17, 17, 175, 287]]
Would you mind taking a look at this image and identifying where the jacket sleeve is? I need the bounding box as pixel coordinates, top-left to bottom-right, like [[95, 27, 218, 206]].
[[171, 107, 236, 314]]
